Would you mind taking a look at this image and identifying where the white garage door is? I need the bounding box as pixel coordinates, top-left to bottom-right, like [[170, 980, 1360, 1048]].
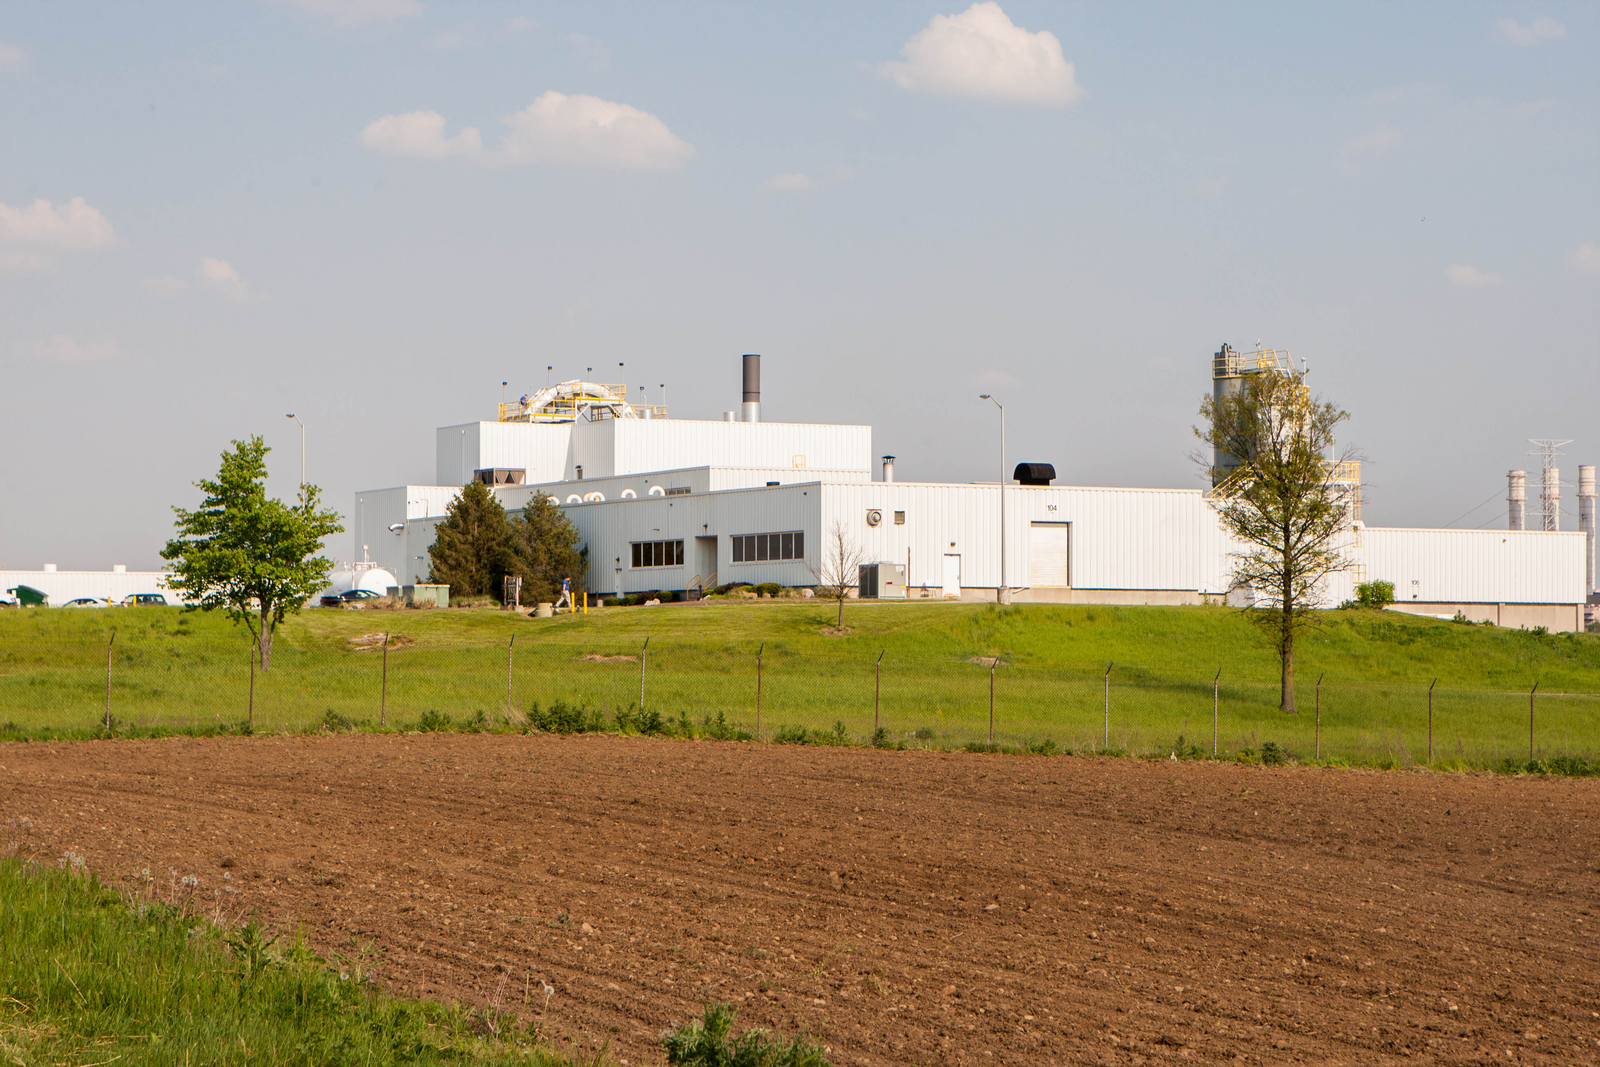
[[1029, 522, 1070, 587]]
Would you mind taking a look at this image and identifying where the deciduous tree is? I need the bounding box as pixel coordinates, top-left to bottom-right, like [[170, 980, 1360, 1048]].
[[162, 436, 343, 671], [1195, 369, 1358, 712], [809, 520, 866, 630]]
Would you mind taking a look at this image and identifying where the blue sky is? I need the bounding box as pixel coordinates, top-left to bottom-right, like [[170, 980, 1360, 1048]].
[[1, 1, 1595, 568]]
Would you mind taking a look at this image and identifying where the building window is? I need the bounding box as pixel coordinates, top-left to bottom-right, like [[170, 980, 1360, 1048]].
[[732, 531, 804, 563], [631, 540, 684, 568], [893, 511, 905, 525]]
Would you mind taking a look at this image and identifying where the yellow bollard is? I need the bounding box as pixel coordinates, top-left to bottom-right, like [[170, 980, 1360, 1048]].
[[582, 590, 588, 615]]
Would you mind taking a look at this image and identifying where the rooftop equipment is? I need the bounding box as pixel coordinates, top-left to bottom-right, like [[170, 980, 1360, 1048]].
[[497, 380, 665, 423], [1210, 343, 1298, 486], [1013, 463, 1056, 486], [1507, 470, 1527, 531], [742, 354, 761, 423], [882, 456, 895, 483]]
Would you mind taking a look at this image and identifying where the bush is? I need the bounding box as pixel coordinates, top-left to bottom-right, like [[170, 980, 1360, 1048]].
[[528, 700, 588, 735], [754, 583, 782, 598], [1260, 741, 1288, 766], [416, 709, 451, 732], [1355, 580, 1395, 608], [662, 1003, 829, 1067], [320, 708, 354, 733]]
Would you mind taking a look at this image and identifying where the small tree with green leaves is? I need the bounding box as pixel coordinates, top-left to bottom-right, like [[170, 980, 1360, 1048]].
[[1195, 368, 1357, 712], [509, 494, 588, 606], [1356, 580, 1395, 608], [162, 436, 343, 671], [427, 479, 517, 599]]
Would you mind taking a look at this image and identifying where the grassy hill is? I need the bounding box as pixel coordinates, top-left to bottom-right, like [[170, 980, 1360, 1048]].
[[2, 601, 1596, 768]]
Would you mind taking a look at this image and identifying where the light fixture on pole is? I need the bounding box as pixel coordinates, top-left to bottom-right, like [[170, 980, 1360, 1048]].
[[978, 394, 1009, 605], [285, 413, 305, 491]]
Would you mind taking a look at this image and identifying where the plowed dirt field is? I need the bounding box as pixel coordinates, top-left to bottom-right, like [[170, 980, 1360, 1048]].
[[3, 734, 1598, 1066]]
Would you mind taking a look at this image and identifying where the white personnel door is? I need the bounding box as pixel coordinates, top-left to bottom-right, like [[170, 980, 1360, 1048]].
[[1028, 522, 1071, 587], [942, 554, 961, 598]]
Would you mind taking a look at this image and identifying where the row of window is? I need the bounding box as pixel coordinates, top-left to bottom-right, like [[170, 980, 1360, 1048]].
[[732, 531, 803, 563], [628, 532, 806, 568], [631, 540, 684, 569]]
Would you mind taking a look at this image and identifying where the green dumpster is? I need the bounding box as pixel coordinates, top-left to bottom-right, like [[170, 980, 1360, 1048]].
[[5, 585, 47, 607]]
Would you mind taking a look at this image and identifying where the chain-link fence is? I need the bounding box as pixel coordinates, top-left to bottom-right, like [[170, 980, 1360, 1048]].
[[2, 629, 1596, 771]]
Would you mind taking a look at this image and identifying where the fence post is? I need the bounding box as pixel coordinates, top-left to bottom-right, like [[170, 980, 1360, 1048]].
[[1428, 679, 1436, 764], [875, 650, 884, 734], [248, 644, 256, 728], [1529, 681, 1538, 761], [1315, 673, 1324, 760], [506, 633, 516, 721], [755, 641, 763, 741], [1103, 662, 1113, 751], [1212, 667, 1220, 756], [640, 637, 650, 715], [104, 628, 116, 732], [989, 658, 996, 745], [380, 632, 389, 727]]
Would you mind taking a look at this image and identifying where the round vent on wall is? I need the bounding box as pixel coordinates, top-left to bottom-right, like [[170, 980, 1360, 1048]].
[[866, 510, 882, 527]]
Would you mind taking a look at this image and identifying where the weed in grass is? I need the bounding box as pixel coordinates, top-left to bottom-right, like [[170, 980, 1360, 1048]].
[[417, 709, 452, 732], [1172, 734, 1205, 760], [662, 1002, 828, 1067], [461, 709, 490, 733], [1027, 737, 1059, 756], [1260, 741, 1288, 766], [913, 727, 935, 741], [869, 727, 902, 750], [702, 711, 751, 742], [320, 708, 354, 733]]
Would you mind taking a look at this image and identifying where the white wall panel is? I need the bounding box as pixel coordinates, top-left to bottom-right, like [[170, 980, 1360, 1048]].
[[1, 570, 189, 605], [1349, 528, 1585, 605]]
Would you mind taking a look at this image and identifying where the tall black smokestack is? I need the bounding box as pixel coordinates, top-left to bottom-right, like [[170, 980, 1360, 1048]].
[[741, 353, 761, 423]]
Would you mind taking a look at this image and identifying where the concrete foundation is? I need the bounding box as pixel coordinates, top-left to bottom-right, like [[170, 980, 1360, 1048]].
[[1386, 601, 1583, 632]]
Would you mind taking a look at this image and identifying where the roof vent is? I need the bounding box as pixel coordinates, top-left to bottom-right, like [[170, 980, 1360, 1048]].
[[1013, 463, 1056, 486]]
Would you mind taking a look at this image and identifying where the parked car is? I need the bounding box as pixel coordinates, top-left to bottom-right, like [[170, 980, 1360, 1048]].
[[120, 593, 169, 606], [62, 597, 108, 608], [339, 589, 383, 606]]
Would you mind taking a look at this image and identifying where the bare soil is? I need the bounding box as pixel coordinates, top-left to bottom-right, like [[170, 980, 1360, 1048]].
[[3, 735, 1598, 1066]]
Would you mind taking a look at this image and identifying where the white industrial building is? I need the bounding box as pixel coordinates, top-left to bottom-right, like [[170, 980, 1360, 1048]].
[[353, 352, 1597, 632]]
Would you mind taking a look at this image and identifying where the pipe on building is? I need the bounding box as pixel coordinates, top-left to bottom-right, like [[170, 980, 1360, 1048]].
[[741, 353, 761, 423], [1580, 464, 1596, 598], [1507, 470, 1526, 531], [882, 455, 896, 483]]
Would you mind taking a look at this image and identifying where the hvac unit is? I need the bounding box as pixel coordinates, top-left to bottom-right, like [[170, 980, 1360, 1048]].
[[858, 561, 906, 599]]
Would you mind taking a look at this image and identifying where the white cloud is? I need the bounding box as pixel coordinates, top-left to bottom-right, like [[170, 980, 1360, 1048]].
[[0, 39, 25, 73], [362, 93, 692, 170], [360, 110, 483, 158], [1498, 17, 1565, 46], [430, 27, 478, 50], [499, 92, 694, 169], [979, 368, 1016, 387], [0, 196, 116, 249], [507, 16, 541, 34], [1335, 124, 1401, 176], [283, 0, 423, 26], [879, 2, 1082, 106], [1566, 241, 1600, 273], [35, 334, 118, 362], [1445, 264, 1504, 288], [200, 256, 254, 301]]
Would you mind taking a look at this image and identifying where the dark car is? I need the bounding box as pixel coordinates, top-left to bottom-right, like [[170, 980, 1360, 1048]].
[[120, 593, 169, 607], [322, 588, 383, 607]]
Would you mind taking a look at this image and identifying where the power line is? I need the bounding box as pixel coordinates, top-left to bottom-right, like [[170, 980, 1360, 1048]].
[[1443, 487, 1506, 528]]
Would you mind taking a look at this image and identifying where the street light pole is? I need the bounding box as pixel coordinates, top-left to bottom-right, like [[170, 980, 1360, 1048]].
[[285, 414, 305, 492], [979, 394, 1009, 605]]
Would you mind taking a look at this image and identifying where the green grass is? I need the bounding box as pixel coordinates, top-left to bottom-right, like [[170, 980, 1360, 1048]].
[[1, 601, 1597, 770], [0, 855, 590, 1066]]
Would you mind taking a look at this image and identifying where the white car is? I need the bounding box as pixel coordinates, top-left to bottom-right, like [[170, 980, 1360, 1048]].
[[62, 597, 109, 608]]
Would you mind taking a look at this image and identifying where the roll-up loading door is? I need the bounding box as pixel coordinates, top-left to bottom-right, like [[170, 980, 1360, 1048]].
[[1029, 522, 1070, 587]]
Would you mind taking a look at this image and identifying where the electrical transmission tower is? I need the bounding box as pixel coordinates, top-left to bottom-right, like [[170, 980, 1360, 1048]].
[[1526, 439, 1572, 532]]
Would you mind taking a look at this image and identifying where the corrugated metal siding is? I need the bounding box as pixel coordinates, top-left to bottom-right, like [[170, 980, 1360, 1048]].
[[1350, 528, 1585, 605], [1, 571, 188, 605], [607, 419, 871, 477]]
